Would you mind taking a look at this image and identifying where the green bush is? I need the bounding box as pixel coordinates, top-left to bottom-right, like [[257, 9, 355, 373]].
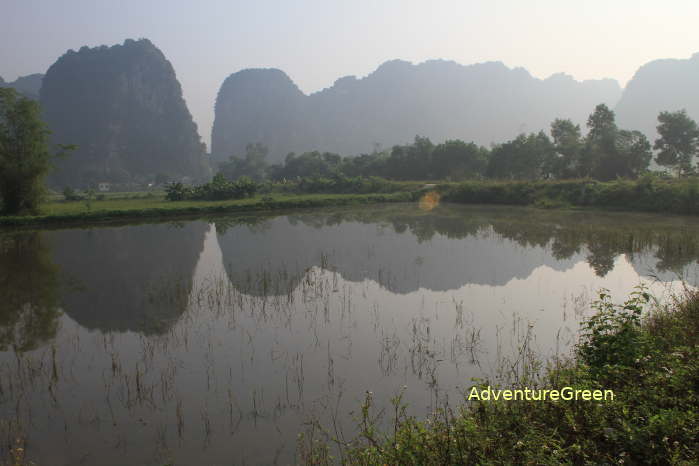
[[577, 287, 648, 377], [164, 182, 192, 201], [166, 174, 258, 201], [293, 175, 403, 194], [441, 178, 699, 214], [62, 187, 84, 201]]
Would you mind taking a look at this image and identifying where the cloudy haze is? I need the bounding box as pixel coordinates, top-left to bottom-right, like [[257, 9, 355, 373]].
[[3, 0, 699, 146]]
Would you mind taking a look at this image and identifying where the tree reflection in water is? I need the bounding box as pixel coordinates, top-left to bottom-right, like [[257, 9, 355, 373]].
[[0, 233, 62, 352]]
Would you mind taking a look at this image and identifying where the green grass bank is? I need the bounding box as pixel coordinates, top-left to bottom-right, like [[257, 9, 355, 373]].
[[0, 192, 417, 227], [439, 177, 699, 214], [2, 177, 699, 227]]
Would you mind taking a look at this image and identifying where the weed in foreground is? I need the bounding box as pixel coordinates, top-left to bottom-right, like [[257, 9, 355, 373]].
[[299, 286, 699, 465]]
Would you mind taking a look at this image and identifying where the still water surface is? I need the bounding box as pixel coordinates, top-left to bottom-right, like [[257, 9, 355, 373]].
[[1, 203, 698, 465]]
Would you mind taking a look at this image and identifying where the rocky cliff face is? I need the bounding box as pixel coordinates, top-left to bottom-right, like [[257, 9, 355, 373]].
[[212, 68, 306, 164], [212, 60, 622, 163], [0, 73, 43, 100], [40, 39, 206, 187], [616, 52, 699, 140]]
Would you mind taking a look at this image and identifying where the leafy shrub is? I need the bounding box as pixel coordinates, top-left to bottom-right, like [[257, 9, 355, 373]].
[[165, 182, 192, 201], [577, 287, 648, 376], [441, 178, 699, 214], [293, 175, 408, 194], [166, 174, 258, 201], [62, 187, 84, 201]]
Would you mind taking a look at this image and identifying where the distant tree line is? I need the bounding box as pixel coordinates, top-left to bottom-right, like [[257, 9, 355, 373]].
[[3, 90, 699, 215], [217, 105, 699, 183]]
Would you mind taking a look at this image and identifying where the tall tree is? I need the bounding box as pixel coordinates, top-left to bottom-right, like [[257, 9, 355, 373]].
[[340, 150, 389, 178], [550, 118, 583, 178], [385, 136, 434, 180], [584, 104, 619, 180], [581, 104, 652, 180], [487, 132, 554, 180], [0, 88, 72, 214], [616, 130, 652, 178], [431, 140, 488, 180], [654, 110, 699, 177]]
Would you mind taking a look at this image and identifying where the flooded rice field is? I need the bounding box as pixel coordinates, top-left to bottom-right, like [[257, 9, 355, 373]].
[[1, 203, 698, 465]]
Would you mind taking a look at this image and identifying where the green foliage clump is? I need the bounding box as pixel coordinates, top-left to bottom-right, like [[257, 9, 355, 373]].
[[62, 187, 83, 201], [0, 88, 73, 215], [166, 174, 258, 201], [163, 182, 192, 201], [487, 131, 555, 180], [218, 143, 269, 181], [577, 288, 648, 376], [441, 177, 699, 215], [293, 175, 408, 194], [654, 109, 699, 177], [167, 171, 415, 201]]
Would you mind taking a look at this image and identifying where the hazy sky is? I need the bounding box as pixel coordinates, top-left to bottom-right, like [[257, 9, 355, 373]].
[[3, 0, 699, 147]]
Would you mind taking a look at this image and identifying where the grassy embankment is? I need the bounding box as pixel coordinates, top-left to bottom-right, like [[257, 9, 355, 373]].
[[439, 176, 699, 215], [2, 176, 699, 227], [0, 192, 417, 227], [300, 288, 699, 465]]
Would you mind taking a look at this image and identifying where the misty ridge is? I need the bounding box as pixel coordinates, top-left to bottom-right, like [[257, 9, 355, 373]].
[[212, 60, 621, 163], [4, 38, 699, 186], [0, 74, 43, 100]]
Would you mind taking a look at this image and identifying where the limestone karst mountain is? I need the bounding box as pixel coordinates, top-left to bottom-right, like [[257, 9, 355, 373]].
[[12, 46, 699, 179], [40, 39, 207, 187], [0, 73, 44, 100], [212, 60, 622, 164], [615, 52, 699, 140]]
